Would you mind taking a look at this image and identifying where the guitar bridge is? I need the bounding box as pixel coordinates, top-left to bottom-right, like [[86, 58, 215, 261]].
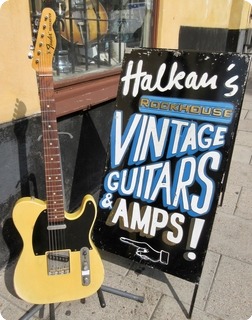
[[80, 247, 90, 286], [46, 250, 70, 275]]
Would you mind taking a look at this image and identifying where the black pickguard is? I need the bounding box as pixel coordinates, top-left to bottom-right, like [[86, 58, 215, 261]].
[[32, 200, 95, 255]]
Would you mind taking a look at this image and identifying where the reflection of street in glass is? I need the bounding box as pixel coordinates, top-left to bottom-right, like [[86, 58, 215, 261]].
[[120, 237, 169, 265]]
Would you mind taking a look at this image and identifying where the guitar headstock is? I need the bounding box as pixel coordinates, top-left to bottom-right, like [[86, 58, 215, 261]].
[[32, 8, 56, 73]]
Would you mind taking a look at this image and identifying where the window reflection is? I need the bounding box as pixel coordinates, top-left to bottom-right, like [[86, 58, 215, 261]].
[[30, 0, 154, 80]]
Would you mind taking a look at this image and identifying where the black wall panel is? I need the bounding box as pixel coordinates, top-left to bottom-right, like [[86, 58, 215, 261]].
[[179, 26, 246, 53]]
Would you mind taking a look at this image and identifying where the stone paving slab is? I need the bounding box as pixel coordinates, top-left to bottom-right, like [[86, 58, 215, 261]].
[[228, 162, 252, 188], [216, 184, 241, 216], [0, 267, 49, 320], [209, 212, 252, 264], [235, 131, 252, 147], [247, 110, 252, 119], [243, 94, 252, 104], [205, 256, 252, 320], [235, 187, 252, 219], [54, 270, 162, 320], [232, 145, 252, 164], [237, 118, 252, 132], [151, 295, 223, 320], [0, 296, 38, 320], [126, 250, 220, 311], [240, 108, 249, 119]]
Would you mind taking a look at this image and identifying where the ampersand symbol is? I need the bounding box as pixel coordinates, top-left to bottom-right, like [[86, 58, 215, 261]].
[[99, 193, 113, 209]]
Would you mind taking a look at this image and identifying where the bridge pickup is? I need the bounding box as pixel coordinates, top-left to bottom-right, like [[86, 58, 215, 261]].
[[80, 247, 90, 286], [46, 250, 70, 275]]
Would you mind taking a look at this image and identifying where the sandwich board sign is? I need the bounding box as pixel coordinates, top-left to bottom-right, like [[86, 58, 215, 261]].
[[95, 49, 250, 283]]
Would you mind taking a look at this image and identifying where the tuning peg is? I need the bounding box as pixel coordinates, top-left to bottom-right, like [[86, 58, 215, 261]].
[[28, 45, 34, 59], [28, 52, 33, 59]]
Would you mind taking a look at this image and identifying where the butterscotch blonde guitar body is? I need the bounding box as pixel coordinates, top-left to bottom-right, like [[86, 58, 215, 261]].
[[13, 195, 104, 304]]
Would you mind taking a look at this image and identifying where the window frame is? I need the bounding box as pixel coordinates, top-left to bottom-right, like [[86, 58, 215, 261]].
[[55, 67, 121, 117], [52, 1, 159, 117]]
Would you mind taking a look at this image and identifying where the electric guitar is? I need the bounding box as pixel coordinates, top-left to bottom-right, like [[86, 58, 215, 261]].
[[13, 8, 104, 304]]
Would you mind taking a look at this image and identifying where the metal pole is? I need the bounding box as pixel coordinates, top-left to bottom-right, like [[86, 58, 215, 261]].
[[101, 285, 144, 303], [188, 283, 199, 319], [19, 305, 44, 320]]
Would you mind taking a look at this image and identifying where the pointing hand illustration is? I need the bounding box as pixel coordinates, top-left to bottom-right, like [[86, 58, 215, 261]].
[[120, 237, 169, 265]]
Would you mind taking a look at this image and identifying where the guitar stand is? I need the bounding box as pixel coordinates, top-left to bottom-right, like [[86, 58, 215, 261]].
[[19, 285, 144, 320]]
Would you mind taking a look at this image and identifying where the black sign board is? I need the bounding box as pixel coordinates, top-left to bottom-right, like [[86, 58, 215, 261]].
[[94, 49, 250, 283]]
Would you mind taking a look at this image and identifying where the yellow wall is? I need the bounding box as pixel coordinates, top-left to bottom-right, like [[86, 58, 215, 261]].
[[0, 0, 40, 124], [240, 1, 252, 29], [156, 0, 252, 49]]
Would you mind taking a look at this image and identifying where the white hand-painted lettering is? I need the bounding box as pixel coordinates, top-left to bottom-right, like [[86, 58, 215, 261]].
[[107, 198, 185, 245], [111, 111, 227, 168], [101, 111, 227, 217], [121, 60, 239, 98]]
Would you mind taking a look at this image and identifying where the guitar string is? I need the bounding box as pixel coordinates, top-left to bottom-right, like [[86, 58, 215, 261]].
[[40, 71, 67, 273], [41, 74, 56, 269], [39, 22, 52, 271], [39, 74, 50, 255]]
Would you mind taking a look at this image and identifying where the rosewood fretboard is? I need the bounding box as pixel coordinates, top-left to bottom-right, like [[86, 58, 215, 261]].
[[38, 73, 65, 225]]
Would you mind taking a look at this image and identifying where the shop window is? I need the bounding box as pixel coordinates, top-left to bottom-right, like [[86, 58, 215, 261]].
[[30, 0, 155, 82]]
